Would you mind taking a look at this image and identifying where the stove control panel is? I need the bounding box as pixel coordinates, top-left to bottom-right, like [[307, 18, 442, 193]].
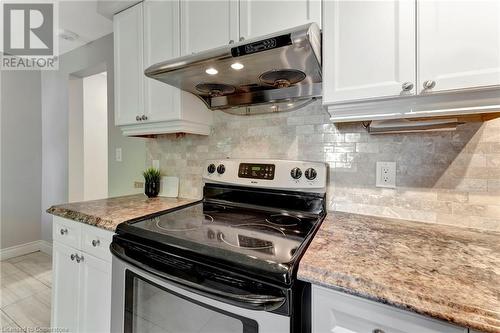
[[203, 159, 327, 192], [238, 163, 275, 180]]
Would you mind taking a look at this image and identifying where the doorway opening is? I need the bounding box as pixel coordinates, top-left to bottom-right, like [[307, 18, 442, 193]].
[[68, 68, 108, 202]]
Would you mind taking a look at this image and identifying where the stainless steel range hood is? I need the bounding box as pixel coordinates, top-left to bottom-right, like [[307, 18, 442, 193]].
[[145, 23, 322, 115]]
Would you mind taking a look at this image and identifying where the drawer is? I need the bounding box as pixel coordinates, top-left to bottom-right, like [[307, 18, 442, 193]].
[[312, 285, 467, 333], [53, 216, 82, 248], [81, 223, 114, 262]]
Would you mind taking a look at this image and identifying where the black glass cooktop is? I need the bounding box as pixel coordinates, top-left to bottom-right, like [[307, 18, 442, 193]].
[[133, 201, 317, 259], [117, 201, 323, 285], [115, 184, 326, 286]]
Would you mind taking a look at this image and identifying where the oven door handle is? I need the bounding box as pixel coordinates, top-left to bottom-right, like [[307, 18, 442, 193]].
[[110, 242, 286, 311]]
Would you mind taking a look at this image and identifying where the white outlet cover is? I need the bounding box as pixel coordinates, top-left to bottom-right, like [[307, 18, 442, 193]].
[[152, 160, 160, 169], [376, 161, 396, 188]]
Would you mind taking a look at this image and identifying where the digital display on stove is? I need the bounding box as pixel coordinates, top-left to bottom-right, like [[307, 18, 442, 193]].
[[238, 163, 275, 180]]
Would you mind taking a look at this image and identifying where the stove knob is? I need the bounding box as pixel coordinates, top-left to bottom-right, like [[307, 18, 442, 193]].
[[207, 229, 215, 239], [290, 167, 302, 179], [305, 168, 317, 180], [207, 164, 216, 174], [217, 164, 226, 174]]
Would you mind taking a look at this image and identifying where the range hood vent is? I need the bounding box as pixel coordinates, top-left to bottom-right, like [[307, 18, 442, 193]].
[[145, 23, 322, 114], [366, 118, 465, 134]]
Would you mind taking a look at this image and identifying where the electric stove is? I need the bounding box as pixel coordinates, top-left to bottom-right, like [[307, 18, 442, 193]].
[[110, 159, 327, 333]]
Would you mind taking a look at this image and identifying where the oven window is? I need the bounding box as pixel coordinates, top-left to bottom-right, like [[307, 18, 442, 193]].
[[124, 271, 258, 333]]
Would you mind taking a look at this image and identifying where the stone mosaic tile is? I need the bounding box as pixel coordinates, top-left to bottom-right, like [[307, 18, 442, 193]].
[[146, 101, 500, 231]]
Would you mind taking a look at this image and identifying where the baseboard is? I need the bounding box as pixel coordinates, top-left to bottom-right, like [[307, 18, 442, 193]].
[[0, 240, 53, 261], [38, 240, 53, 256]]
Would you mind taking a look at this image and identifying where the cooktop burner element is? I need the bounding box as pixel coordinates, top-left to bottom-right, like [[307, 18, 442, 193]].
[[266, 214, 301, 227], [155, 212, 214, 232]]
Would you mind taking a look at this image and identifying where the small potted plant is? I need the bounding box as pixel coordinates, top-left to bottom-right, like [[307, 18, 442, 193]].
[[143, 167, 161, 198]]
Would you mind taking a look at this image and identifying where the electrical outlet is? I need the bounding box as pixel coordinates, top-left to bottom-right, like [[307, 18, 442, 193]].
[[376, 162, 396, 188], [115, 148, 122, 162], [152, 159, 160, 170], [134, 181, 144, 189]]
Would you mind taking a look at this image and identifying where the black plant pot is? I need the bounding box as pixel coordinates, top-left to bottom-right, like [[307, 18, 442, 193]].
[[145, 180, 160, 198]]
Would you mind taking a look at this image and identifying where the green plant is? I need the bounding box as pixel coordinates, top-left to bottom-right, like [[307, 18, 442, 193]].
[[143, 167, 161, 183]]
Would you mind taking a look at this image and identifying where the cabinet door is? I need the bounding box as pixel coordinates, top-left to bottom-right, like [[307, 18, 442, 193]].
[[114, 3, 144, 126], [144, 0, 181, 122], [52, 242, 80, 333], [239, 0, 321, 39], [180, 0, 238, 55], [323, 0, 416, 104], [78, 254, 112, 333], [312, 286, 467, 333], [418, 1, 500, 93]]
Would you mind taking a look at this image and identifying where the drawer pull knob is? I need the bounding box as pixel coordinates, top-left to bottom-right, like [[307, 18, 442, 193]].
[[423, 80, 436, 89], [70, 254, 76, 261], [75, 254, 84, 263], [60, 228, 68, 235], [401, 81, 414, 91], [92, 239, 100, 247], [373, 329, 385, 333]]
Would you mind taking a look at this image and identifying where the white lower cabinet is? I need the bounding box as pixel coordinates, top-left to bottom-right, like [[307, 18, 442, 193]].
[[51, 217, 114, 333], [312, 285, 467, 333], [52, 242, 80, 333]]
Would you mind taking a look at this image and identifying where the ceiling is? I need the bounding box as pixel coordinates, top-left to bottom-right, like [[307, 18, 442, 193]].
[[58, 1, 113, 55]]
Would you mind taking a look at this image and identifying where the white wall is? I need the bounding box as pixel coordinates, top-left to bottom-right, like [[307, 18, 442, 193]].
[[41, 34, 146, 243], [83, 72, 108, 200], [1, 70, 42, 249], [68, 77, 84, 202]]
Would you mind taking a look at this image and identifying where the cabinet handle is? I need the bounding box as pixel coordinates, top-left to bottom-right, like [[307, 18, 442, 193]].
[[136, 115, 141, 121], [229, 39, 234, 44], [70, 253, 76, 261], [239, 36, 245, 42], [141, 115, 148, 121], [91, 239, 100, 247], [373, 329, 385, 333], [75, 254, 84, 263], [60, 228, 68, 235], [423, 80, 436, 90], [401, 82, 414, 91]]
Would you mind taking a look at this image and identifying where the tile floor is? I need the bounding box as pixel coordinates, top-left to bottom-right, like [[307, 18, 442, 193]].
[[0, 251, 52, 331]]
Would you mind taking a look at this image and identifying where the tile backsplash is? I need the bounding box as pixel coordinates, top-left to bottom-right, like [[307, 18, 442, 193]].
[[147, 101, 500, 231]]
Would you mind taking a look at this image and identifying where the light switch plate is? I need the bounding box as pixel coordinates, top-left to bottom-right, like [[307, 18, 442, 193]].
[[376, 161, 396, 188], [152, 160, 160, 169], [115, 148, 122, 162]]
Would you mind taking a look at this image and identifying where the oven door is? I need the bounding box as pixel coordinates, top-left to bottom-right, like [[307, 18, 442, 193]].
[[111, 248, 290, 333]]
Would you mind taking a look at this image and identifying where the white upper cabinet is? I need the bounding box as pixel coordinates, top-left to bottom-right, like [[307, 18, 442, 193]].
[[418, 0, 500, 93], [143, 0, 181, 122], [323, 0, 416, 104], [180, 0, 239, 55], [113, 3, 144, 126], [324, 0, 500, 122], [114, 1, 212, 136], [239, 0, 321, 39]]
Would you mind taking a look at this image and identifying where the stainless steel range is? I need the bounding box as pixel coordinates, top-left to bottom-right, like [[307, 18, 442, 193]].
[[110, 159, 327, 333]]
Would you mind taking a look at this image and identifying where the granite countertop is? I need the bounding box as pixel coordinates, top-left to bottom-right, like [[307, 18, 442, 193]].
[[298, 212, 500, 333], [47, 194, 199, 231]]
